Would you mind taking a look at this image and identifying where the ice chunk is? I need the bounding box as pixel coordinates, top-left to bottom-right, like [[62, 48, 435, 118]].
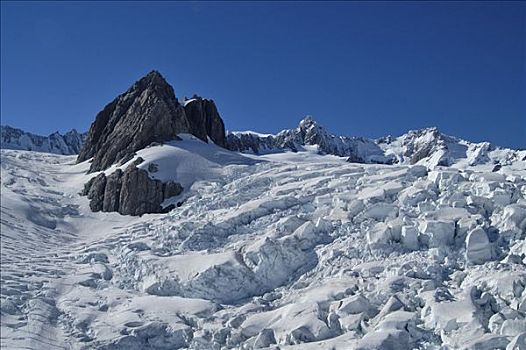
[[418, 220, 455, 248], [421, 290, 480, 333], [367, 222, 392, 247], [460, 334, 511, 350], [241, 302, 332, 345], [401, 226, 420, 251], [493, 204, 526, 239], [465, 228, 492, 264], [363, 203, 398, 221], [377, 295, 405, 320], [456, 215, 485, 243], [355, 329, 411, 350], [338, 313, 364, 332], [428, 169, 463, 190], [431, 207, 470, 221], [91, 263, 113, 280], [347, 199, 365, 218], [398, 186, 436, 207], [253, 328, 276, 348], [507, 333, 526, 350], [331, 294, 372, 316], [500, 319, 526, 337], [408, 165, 428, 177], [376, 310, 416, 332]]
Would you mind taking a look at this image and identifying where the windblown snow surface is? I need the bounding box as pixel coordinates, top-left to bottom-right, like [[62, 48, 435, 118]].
[[1, 135, 526, 349]]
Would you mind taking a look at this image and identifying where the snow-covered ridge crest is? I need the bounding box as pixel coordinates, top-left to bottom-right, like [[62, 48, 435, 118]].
[[228, 118, 526, 170], [1, 125, 86, 155], [3, 114, 524, 171], [227, 116, 393, 164], [378, 126, 526, 169]]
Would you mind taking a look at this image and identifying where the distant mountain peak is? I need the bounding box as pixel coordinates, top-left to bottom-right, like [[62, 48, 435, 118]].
[[145, 69, 163, 78], [227, 116, 392, 164], [297, 115, 324, 134], [298, 115, 316, 126], [1, 125, 86, 155]]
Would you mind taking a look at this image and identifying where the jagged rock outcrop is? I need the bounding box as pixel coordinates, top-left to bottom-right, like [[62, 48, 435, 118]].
[[75, 70, 230, 215], [82, 164, 183, 216], [1, 125, 86, 155], [78, 71, 227, 172], [78, 71, 188, 172], [226, 132, 276, 154], [183, 96, 226, 148]]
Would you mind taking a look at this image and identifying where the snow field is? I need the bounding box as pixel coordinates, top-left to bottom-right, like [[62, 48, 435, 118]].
[[1, 138, 526, 349]]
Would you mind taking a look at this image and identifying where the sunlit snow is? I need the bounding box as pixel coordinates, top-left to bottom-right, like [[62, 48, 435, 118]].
[[1, 136, 525, 349]]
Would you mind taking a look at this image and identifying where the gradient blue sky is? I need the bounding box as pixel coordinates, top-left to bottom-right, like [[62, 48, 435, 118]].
[[1, 1, 525, 148]]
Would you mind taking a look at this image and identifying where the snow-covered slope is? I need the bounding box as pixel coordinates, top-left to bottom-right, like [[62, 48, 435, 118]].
[[378, 127, 526, 170], [0, 125, 86, 155], [104, 134, 259, 193], [2, 136, 526, 349]]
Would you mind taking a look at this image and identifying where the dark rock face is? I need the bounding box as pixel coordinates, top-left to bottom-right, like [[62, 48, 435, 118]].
[[78, 71, 188, 172], [84, 174, 107, 212], [184, 96, 226, 147], [102, 169, 123, 212], [78, 71, 227, 172], [226, 132, 276, 154], [82, 164, 183, 216]]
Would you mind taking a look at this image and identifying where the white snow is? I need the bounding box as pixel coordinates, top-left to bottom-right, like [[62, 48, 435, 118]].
[[1, 137, 526, 349]]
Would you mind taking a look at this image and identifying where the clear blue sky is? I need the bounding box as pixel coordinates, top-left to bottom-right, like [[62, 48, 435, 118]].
[[1, 1, 525, 149]]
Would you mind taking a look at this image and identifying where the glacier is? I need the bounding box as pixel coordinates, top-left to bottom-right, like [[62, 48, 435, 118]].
[[1, 132, 525, 349]]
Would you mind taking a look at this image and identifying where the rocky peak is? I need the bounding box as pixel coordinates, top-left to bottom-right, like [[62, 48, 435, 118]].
[[77, 70, 227, 172], [133, 70, 177, 102], [298, 115, 317, 129], [296, 116, 330, 146], [398, 127, 455, 165], [183, 96, 226, 147]]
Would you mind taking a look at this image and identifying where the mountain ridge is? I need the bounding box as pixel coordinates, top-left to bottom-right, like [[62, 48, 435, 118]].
[[227, 117, 525, 169], [0, 125, 86, 155], [2, 70, 524, 172], [3, 116, 524, 171]]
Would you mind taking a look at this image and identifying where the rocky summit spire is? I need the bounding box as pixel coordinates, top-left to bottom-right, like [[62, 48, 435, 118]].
[[78, 70, 227, 172], [183, 96, 226, 148], [77, 70, 187, 172]]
